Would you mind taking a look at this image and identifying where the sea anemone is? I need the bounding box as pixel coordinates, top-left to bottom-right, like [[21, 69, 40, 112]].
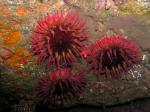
[[31, 12, 88, 67], [87, 36, 141, 78], [37, 68, 86, 105]]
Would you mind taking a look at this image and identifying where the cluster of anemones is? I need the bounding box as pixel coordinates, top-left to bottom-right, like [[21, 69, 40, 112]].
[[86, 36, 141, 78], [31, 12, 88, 106], [31, 11, 141, 106]]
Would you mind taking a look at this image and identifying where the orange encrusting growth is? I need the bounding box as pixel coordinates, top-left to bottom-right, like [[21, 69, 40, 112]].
[[0, 23, 32, 68], [6, 47, 32, 69], [15, 7, 32, 16], [3, 30, 21, 48]]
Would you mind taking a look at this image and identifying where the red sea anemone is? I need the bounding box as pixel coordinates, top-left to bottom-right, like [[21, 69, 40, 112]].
[[31, 12, 88, 67], [37, 68, 86, 105], [87, 36, 141, 78]]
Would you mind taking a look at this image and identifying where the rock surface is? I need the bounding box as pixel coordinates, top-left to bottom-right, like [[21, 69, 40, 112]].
[[0, 0, 150, 111]]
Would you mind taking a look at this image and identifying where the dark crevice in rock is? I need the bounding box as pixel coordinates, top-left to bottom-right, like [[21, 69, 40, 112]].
[[35, 97, 150, 112]]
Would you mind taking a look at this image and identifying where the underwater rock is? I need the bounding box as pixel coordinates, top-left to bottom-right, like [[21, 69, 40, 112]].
[[105, 15, 150, 49], [0, 0, 150, 111]]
